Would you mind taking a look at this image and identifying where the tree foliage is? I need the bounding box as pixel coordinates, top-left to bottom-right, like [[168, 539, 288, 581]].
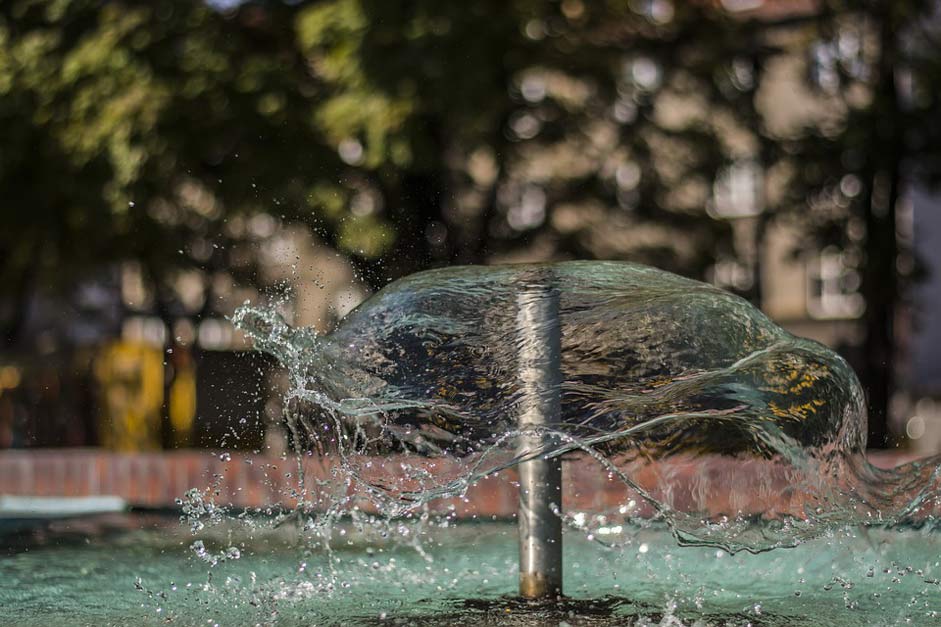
[[295, 0, 782, 281], [2, 0, 788, 344], [0, 0, 337, 342], [4, 0, 941, 444]]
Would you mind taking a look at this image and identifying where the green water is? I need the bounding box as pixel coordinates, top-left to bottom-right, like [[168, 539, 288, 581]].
[[2, 515, 940, 626]]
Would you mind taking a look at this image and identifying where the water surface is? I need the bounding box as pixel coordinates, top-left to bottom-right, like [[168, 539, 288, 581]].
[[3, 515, 941, 626]]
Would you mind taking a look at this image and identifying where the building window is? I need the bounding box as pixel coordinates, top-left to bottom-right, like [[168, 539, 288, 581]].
[[710, 160, 762, 219], [806, 248, 864, 320], [710, 258, 753, 292], [808, 27, 866, 94]]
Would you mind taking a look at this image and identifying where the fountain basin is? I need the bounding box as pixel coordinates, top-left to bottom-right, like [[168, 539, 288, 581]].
[[2, 513, 940, 626]]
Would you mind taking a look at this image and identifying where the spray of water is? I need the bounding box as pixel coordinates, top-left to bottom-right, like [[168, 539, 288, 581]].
[[231, 261, 941, 554]]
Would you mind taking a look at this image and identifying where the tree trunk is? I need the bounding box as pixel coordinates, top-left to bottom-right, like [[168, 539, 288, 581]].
[[382, 117, 447, 282], [861, 5, 902, 449], [384, 169, 442, 277], [0, 240, 40, 351]]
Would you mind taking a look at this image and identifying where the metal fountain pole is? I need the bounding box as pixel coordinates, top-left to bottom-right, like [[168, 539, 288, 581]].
[[516, 279, 563, 599]]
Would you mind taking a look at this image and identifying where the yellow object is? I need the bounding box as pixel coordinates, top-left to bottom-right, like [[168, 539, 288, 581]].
[[94, 341, 164, 451], [168, 352, 197, 447]]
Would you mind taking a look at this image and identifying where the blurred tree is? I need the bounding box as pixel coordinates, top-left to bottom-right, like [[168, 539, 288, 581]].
[[0, 0, 339, 348], [0, 0, 806, 327], [785, 0, 941, 446], [294, 0, 790, 286], [6, 0, 941, 448]]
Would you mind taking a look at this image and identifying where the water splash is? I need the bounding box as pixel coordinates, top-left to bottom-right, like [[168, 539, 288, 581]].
[[232, 261, 941, 553]]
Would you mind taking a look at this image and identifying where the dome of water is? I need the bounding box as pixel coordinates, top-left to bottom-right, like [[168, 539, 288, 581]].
[[234, 261, 941, 552]]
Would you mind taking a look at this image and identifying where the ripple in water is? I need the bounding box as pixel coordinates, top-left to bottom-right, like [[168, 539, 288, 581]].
[[232, 261, 941, 553]]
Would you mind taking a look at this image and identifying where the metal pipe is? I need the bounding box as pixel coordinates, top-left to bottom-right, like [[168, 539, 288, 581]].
[[516, 282, 563, 599]]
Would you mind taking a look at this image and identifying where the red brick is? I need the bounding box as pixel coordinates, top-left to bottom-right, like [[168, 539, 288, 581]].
[[0, 449, 924, 519]]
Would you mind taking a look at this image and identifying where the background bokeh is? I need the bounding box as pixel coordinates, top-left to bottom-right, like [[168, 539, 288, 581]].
[[3, 0, 941, 458]]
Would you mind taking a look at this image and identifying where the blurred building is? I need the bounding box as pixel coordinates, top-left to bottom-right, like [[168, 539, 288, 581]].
[[706, 0, 941, 453], [903, 188, 941, 454]]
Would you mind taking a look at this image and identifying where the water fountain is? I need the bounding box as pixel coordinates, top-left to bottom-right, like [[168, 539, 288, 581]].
[[6, 260, 941, 625], [230, 261, 941, 602]]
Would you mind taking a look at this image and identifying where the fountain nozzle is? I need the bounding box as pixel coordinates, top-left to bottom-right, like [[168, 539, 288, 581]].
[[516, 282, 564, 599]]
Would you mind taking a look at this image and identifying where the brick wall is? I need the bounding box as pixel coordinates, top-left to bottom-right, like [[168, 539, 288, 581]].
[[0, 449, 523, 516], [0, 449, 919, 519]]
